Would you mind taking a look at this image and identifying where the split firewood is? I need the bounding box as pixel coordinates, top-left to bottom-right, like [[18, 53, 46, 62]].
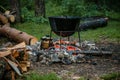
[[0, 57, 6, 80], [3, 57, 22, 76], [0, 42, 26, 57], [19, 61, 30, 72], [4, 10, 10, 15], [0, 24, 38, 45], [4, 10, 15, 22], [3, 70, 16, 80], [4, 14, 15, 23], [0, 42, 30, 80], [0, 14, 8, 24], [0, 50, 11, 57], [7, 42, 26, 50]]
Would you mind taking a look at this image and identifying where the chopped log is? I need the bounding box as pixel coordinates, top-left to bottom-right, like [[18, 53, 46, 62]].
[[4, 10, 15, 22], [3, 57, 22, 76], [19, 61, 28, 72], [0, 24, 38, 45], [0, 58, 6, 80], [12, 48, 29, 61], [0, 42, 26, 57], [0, 42, 30, 80], [0, 50, 11, 57], [4, 14, 15, 23], [3, 70, 15, 80], [7, 42, 26, 50], [0, 14, 8, 24], [19, 61, 30, 72], [4, 10, 10, 15]]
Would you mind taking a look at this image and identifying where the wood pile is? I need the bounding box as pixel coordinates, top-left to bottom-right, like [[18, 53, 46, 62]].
[[0, 11, 38, 45], [0, 10, 38, 80], [0, 42, 30, 80]]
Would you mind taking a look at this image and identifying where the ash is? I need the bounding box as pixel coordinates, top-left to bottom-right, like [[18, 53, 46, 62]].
[[27, 37, 113, 65]]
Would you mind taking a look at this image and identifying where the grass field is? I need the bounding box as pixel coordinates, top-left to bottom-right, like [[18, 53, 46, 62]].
[[14, 20, 120, 42]]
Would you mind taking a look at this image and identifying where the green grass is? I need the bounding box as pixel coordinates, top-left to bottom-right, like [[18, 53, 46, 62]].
[[100, 72, 120, 80], [14, 23, 51, 40], [80, 20, 120, 42], [14, 20, 120, 42], [17, 72, 61, 80]]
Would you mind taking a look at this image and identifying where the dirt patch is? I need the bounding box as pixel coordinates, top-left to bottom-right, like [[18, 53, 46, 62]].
[[30, 53, 120, 80]]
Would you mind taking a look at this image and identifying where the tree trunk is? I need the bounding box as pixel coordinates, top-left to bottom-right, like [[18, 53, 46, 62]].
[[10, 0, 21, 22], [35, 0, 45, 17], [0, 24, 38, 45]]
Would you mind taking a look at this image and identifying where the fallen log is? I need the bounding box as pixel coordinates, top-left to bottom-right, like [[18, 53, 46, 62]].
[[0, 14, 8, 24], [0, 24, 38, 45]]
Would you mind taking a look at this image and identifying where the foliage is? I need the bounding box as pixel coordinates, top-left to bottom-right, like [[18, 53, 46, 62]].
[[21, 7, 48, 23], [46, 1, 64, 16], [46, 0, 120, 18], [21, 0, 34, 10], [100, 72, 120, 80]]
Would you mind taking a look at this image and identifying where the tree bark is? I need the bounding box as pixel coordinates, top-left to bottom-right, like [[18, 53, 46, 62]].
[[10, 0, 21, 22], [35, 0, 46, 17]]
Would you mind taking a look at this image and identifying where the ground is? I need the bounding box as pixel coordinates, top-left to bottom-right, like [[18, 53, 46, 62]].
[[31, 53, 120, 80], [29, 41, 120, 80], [0, 37, 120, 80]]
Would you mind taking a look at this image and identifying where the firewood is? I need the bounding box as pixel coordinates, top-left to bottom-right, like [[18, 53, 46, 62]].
[[0, 57, 6, 80], [12, 48, 29, 61], [0, 14, 8, 24], [7, 42, 26, 50], [4, 10, 15, 22], [3, 57, 22, 76], [19, 62, 27, 72], [0, 50, 11, 57], [4, 14, 15, 23], [4, 10, 10, 15], [0, 24, 38, 45], [19, 61, 30, 72], [20, 61, 30, 67], [3, 70, 15, 80], [0, 42, 25, 57]]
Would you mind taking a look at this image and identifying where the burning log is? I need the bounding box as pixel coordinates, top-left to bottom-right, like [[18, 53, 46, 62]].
[[0, 24, 38, 45]]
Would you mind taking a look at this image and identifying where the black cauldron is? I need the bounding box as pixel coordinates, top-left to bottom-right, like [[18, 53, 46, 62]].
[[49, 16, 80, 37]]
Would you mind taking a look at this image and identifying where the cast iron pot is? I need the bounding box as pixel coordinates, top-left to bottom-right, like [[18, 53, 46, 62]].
[[48, 16, 80, 37]]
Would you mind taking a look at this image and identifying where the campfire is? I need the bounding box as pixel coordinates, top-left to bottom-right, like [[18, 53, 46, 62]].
[[27, 16, 112, 65]]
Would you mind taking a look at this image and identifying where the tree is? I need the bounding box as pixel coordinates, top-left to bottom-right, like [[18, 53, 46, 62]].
[[35, 0, 45, 17], [10, 0, 21, 22]]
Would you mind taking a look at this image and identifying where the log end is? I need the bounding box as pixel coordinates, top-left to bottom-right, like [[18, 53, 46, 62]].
[[29, 38, 38, 45]]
